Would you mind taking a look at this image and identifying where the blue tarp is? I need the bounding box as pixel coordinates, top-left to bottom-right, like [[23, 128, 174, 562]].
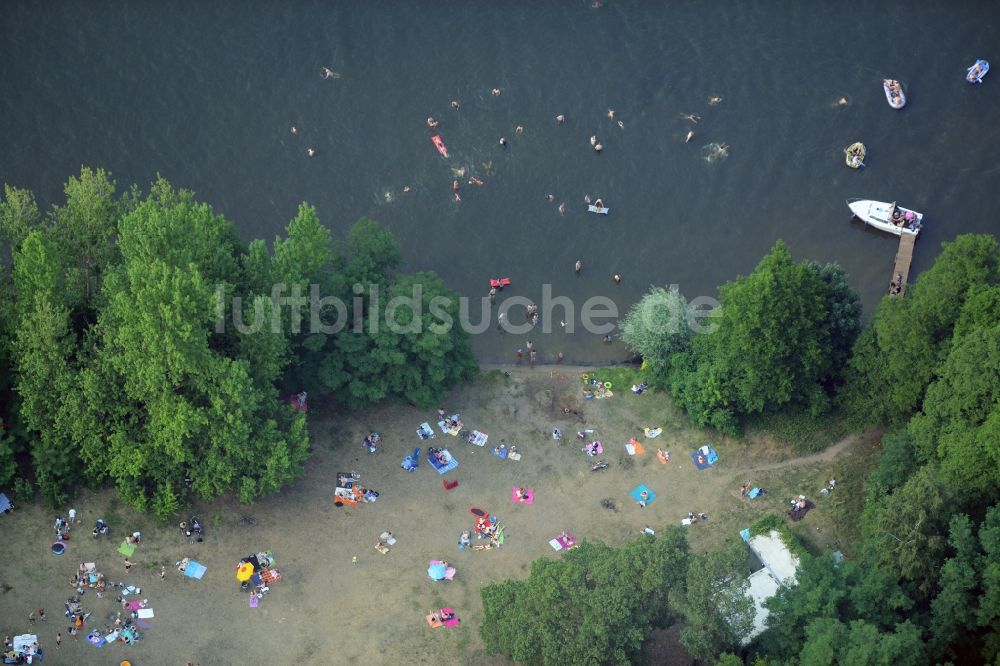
[[184, 561, 207, 579]]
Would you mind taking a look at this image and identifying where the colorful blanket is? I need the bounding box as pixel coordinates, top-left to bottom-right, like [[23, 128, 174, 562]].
[[510, 487, 535, 504]]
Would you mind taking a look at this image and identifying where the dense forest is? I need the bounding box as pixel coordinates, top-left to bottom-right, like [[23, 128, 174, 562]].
[[483, 236, 1000, 664], [0, 169, 476, 517]]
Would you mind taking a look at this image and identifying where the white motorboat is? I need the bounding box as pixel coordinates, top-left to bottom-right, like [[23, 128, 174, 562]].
[[847, 199, 923, 236]]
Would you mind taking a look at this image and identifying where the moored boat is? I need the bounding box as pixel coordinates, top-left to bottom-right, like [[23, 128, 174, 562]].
[[967, 59, 989, 84], [847, 199, 922, 236], [844, 142, 866, 169], [883, 79, 906, 109]]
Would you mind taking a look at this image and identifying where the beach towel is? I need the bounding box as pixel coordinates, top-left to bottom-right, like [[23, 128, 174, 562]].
[[492, 445, 508, 459], [748, 487, 762, 500], [260, 568, 282, 584], [429, 449, 459, 474], [429, 560, 457, 581], [630, 484, 657, 505], [184, 561, 207, 579], [644, 428, 662, 438], [508, 451, 522, 461], [626, 439, 646, 456], [416, 422, 435, 440], [438, 416, 463, 436], [426, 614, 443, 628], [549, 532, 577, 551], [118, 540, 136, 557], [691, 445, 718, 470], [468, 430, 488, 446], [443, 479, 459, 490], [136, 608, 154, 619], [789, 500, 815, 522], [401, 455, 417, 472], [87, 632, 105, 647], [249, 594, 258, 608], [441, 608, 460, 627], [510, 487, 535, 504], [582, 441, 603, 456]]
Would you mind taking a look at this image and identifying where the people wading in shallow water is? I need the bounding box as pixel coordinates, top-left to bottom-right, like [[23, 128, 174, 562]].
[[575, 259, 582, 274]]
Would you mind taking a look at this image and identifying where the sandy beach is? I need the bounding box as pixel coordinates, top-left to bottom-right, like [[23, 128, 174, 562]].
[[0, 367, 873, 665]]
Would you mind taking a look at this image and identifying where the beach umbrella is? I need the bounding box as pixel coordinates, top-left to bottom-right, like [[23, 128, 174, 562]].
[[236, 562, 254, 582], [428, 564, 447, 580]]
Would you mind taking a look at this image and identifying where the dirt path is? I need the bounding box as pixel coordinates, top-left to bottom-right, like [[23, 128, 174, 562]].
[[746, 427, 883, 473]]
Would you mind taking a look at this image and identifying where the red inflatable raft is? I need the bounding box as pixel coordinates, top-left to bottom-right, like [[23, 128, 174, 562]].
[[489, 278, 511, 289], [431, 135, 449, 158]]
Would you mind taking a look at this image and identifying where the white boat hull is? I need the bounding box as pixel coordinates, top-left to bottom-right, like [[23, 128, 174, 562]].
[[847, 199, 922, 236]]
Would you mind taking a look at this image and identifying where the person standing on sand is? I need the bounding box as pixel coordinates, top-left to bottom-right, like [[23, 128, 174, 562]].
[[516, 349, 523, 363], [529, 350, 537, 366], [575, 259, 582, 274]]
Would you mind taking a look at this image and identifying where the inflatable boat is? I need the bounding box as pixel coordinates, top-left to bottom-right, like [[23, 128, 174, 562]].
[[883, 79, 905, 109], [845, 142, 866, 169], [967, 59, 989, 84]]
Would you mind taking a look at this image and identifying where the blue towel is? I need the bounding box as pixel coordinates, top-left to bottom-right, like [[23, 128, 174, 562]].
[[748, 487, 762, 499], [492, 446, 508, 460], [630, 484, 657, 504]]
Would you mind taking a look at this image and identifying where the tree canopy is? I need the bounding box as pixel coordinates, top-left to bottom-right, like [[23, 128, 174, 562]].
[[0, 169, 476, 515]]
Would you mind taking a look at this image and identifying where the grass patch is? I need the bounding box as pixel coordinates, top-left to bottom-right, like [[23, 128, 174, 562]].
[[587, 365, 645, 391], [744, 408, 849, 453], [748, 514, 808, 559]]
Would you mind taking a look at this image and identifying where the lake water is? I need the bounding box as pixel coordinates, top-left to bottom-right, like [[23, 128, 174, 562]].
[[2, 0, 999, 363]]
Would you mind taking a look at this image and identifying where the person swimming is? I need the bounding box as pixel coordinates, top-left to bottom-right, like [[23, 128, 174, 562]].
[[427, 117, 439, 128], [558, 202, 566, 215], [555, 114, 565, 124], [575, 259, 582, 273], [499, 137, 508, 148], [590, 135, 598, 146], [685, 130, 694, 143], [594, 198, 604, 209], [307, 148, 316, 157], [680, 113, 700, 123], [321, 67, 337, 79], [607, 108, 615, 119], [290, 126, 298, 135], [617, 120, 624, 129], [491, 88, 502, 97], [451, 100, 460, 109], [708, 96, 723, 105], [515, 125, 524, 134], [594, 143, 603, 153]]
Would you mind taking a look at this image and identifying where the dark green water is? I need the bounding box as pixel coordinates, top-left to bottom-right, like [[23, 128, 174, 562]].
[[3, 1, 999, 363]]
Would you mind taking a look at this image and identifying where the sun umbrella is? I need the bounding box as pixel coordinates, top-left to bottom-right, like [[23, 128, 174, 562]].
[[428, 564, 447, 581], [236, 562, 254, 582]]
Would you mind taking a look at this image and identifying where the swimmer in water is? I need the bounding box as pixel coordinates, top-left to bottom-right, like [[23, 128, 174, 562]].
[[590, 135, 598, 146], [544, 194, 555, 202], [402, 186, 411, 193], [515, 125, 524, 134], [290, 126, 298, 135], [584, 194, 591, 204], [499, 137, 508, 148], [685, 130, 694, 143], [555, 114, 565, 124], [680, 113, 700, 123], [836, 96, 849, 106], [575, 259, 582, 274], [321, 67, 336, 79], [613, 274, 621, 284], [469, 176, 484, 186], [491, 88, 501, 97], [607, 108, 615, 119], [558, 202, 566, 215], [451, 100, 460, 109], [307, 148, 316, 157], [452, 180, 460, 192], [617, 120, 624, 129], [594, 198, 604, 209], [594, 143, 603, 153], [708, 96, 723, 105], [427, 117, 439, 128]]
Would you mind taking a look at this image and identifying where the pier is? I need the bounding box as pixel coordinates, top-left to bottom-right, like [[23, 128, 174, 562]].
[[890, 234, 916, 296]]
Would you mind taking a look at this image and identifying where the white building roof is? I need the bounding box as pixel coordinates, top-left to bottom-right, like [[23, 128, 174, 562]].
[[748, 530, 799, 584], [743, 568, 780, 644]]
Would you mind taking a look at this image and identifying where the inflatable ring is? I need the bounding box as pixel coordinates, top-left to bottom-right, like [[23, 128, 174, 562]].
[[52, 541, 66, 555], [581, 373, 589, 382], [604, 382, 612, 390]]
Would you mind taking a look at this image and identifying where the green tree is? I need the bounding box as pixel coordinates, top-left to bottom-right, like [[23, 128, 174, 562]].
[[481, 530, 689, 666], [672, 543, 754, 662], [670, 241, 853, 432], [620, 286, 692, 380], [931, 514, 982, 655], [844, 234, 1000, 426], [864, 430, 921, 499], [860, 466, 952, 594]]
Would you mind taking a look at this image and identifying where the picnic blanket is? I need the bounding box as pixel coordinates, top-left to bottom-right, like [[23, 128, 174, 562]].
[[510, 487, 535, 504], [748, 487, 763, 500], [87, 632, 105, 647], [13, 635, 38, 652], [492, 445, 508, 459], [429, 560, 456, 581], [260, 568, 282, 584], [789, 500, 815, 522], [630, 484, 657, 505], [582, 441, 603, 456], [136, 608, 154, 619], [644, 427, 663, 438], [184, 561, 207, 579], [468, 430, 489, 446], [438, 415, 462, 435], [691, 444, 718, 470], [429, 449, 459, 474], [416, 422, 435, 439], [549, 532, 577, 551], [118, 540, 136, 557], [625, 439, 646, 456]]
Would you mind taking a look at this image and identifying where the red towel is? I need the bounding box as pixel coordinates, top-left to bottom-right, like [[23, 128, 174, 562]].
[[443, 480, 459, 490]]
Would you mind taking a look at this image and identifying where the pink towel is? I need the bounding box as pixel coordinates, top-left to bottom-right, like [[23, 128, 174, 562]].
[[249, 595, 258, 608], [510, 487, 535, 504], [582, 442, 603, 455], [126, 600, 143, 611]]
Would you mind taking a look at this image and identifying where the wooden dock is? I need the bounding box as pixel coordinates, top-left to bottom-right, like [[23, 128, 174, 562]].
[[891, 233, 916, 295]]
